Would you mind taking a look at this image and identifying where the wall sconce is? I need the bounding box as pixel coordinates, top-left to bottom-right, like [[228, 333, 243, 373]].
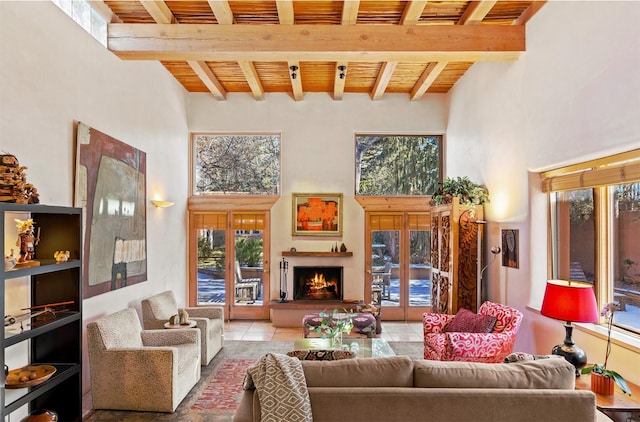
[[289, 65, 298, 80], [151, 200, 175, 208], [337, 65, 347, 80]]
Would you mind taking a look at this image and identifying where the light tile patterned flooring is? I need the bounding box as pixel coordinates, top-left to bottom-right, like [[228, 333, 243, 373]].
[[224, 320, 424, 342]]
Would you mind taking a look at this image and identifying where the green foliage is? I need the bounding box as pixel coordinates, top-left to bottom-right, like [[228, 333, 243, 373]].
[[235, 237, 263, 267], [581, 364, 631, 396], [431, 176, 489, 206], [355, 135, 441, 195], [308, 309, 355, 339]]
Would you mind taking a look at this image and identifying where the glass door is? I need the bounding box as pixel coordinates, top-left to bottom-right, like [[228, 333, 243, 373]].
[[189, 211, 270, 320], [366, 212, 430, 320]]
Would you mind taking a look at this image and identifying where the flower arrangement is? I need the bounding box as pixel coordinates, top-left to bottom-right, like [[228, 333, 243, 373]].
[[581, 302, 631, 395], [307, 309, 354, 346]]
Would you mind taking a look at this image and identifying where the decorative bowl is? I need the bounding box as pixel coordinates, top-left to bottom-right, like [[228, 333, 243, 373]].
[[5, 365, 57, 389]]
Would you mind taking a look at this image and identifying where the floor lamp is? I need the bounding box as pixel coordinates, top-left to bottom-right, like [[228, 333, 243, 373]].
[[540, 279, 598, 376]]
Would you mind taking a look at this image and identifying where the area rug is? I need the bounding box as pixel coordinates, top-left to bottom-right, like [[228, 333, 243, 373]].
[[83, 340, 423, 421]]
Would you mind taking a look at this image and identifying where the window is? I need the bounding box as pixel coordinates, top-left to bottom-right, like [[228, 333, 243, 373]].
[[355, 135, 442, 195], [543, 150, 640, 335], [192, 134, 280, 195], [52, 0, 107, 46]]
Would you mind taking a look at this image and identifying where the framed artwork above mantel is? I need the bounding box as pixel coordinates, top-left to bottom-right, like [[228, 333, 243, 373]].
[[292, 193, 343, 236]]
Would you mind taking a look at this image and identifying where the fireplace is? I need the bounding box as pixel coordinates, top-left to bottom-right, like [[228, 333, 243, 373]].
[[293, 266, 343, 301]]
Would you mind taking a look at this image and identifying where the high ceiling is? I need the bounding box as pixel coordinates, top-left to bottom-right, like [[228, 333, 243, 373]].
[[98, 1, 546, 101]]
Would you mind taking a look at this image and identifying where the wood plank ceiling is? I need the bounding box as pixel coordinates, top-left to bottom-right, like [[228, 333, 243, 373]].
[[98, 1, 546, 101]]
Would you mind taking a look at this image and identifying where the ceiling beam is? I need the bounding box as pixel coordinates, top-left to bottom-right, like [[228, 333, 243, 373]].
[[409, 1, 497, 100], [370, 0, 428, 100], [409, 62, 448, 100], [208, 0, 235, 25], [277, 1, 295, 25], [108, 24, 525, 62], [139, 0, 175, 24], [515, 1, 547, 25], [140, 1, 226, 100], [459, 1, 497, 25], [188, 61, 226, 100], [371, 62, 398, 100], [341, 0, 360, 25], [208, 0, 264, 100], [238, 61, 265, 101], [88, 1, 122, 24]]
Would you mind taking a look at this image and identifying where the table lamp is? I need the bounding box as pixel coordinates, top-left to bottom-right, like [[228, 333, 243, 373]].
[[540, 279, 598, 376]]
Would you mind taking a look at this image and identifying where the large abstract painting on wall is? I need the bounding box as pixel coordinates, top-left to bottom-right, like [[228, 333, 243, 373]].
[[75, 122, 147, 299]]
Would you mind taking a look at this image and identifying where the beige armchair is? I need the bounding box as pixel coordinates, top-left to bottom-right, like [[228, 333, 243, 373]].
[[141, 290, 224, 365], [86, 307, 200, 413]]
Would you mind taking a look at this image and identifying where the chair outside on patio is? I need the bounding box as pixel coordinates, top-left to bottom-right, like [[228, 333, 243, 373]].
[[423, 301, 523, 363], [372, 262, 392, 300], [234, 260, 261, 303]]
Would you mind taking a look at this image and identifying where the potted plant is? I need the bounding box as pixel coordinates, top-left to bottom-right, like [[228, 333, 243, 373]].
[[581, 302, 632, 396], [307, 309, 354, 349], [430, 176, 490, 206]]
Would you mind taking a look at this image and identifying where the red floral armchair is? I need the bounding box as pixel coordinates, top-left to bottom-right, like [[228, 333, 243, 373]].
[[423, 301, 523, 363]]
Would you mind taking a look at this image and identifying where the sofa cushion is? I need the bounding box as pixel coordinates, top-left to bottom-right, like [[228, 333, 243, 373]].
[[302, 355, 413, 387], [287, 350, 354, 360], [413, 358, 576, 390], [443, 308, 497, 333]]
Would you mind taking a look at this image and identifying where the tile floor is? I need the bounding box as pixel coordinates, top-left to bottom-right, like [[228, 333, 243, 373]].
[[223, 320, 425, 342]]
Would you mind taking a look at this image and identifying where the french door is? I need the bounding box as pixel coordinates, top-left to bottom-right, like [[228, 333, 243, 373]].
[[189, 211, 270, 320], [365, 212, 431, 321]]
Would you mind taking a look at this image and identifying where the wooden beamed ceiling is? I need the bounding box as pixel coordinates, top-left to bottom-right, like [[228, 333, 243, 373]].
[[98, 0, 546, 101]]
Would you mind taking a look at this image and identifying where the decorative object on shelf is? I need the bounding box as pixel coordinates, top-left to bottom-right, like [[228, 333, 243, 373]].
[[292, 193, 343, 236], [4, 249, 16, 270], [306, 309, 354, 349], [14, 218, 40, 267], [54, 250, 70, 263], [581, 302, 631, 395], [541, 279, 598, 376], [340, 243, 347, 252], [3, 301, 73, 329], [75, 122, 148, 298], [289, 247, 296, 253], [20, 409, 58, 422], [0, 154, 40, 204], [279, 257, 288, 303], [429, 176, 489, 207], [5, 365, 56, 389]]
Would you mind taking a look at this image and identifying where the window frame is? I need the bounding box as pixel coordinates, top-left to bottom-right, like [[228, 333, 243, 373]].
[[542, 148, 640, 337]]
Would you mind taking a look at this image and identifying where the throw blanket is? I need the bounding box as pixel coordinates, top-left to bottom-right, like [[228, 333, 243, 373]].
[[243, 353, 313, 422]]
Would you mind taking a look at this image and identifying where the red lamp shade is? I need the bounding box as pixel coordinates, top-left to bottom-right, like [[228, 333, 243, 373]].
[[541, 279, 599, 323]]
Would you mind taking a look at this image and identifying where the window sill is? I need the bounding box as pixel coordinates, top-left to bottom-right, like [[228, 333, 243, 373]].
[[527, 305, 640, 354]]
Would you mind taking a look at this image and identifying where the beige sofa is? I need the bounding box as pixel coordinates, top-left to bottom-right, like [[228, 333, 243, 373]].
[[234, 355, 611, 422]]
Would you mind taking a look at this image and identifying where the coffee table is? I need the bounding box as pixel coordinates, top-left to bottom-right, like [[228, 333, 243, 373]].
[[293, 337, 395, 358]]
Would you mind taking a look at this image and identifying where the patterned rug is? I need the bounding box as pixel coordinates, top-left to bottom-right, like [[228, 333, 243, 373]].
[[83, 340, 423, 421]]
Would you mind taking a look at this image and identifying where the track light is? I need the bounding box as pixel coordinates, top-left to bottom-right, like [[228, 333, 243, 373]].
[[289, 65, 298, 80], [337, 65, 346, 80]]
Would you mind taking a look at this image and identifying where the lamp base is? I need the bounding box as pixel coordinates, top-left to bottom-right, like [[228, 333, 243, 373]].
[[552, 323, 587, 377]]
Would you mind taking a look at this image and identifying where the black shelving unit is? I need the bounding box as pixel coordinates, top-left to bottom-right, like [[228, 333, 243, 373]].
[[1, 203, 82, 421]]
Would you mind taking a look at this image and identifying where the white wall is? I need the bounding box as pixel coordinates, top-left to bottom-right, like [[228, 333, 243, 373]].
[[189, 92, 447, 300], [1, 2, 190, 395], [446, 1, 640, 383]]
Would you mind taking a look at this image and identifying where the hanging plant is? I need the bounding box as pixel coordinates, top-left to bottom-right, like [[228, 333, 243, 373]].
[[430, 176, 489, 206]]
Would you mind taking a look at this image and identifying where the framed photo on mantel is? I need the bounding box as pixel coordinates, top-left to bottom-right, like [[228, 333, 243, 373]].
[[292, 193, 343, 236]]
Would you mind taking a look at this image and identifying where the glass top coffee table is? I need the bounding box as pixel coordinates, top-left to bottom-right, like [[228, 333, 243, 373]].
[[293, 338, 395, 358]]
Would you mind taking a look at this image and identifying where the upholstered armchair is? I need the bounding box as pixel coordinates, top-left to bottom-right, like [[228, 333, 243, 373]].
[[141, 290, 224, 365], [86, 307, 201, 413], [423, 301, 523, 363]]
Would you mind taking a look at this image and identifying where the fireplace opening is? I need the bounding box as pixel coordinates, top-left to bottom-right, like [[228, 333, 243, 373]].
[[293, 266, 343, 301]]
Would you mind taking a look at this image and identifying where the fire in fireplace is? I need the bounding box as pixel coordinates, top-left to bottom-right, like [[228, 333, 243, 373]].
[[293, 266, 343, 301]]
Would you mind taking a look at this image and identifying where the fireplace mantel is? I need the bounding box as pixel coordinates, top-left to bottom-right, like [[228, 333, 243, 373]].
[[281, 251, 352, 257]]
